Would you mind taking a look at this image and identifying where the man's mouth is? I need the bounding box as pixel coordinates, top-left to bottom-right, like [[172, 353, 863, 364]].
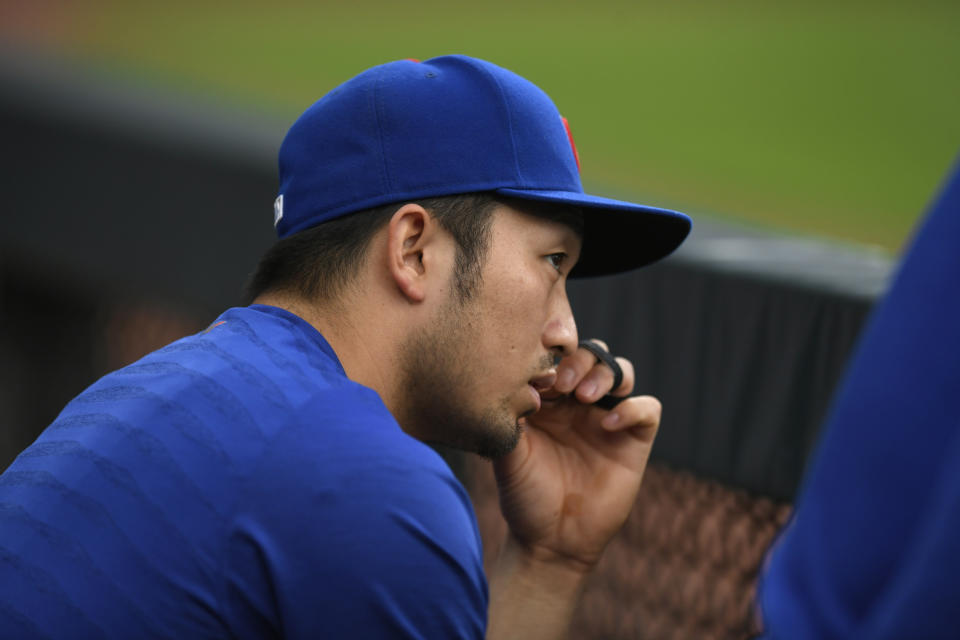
[[529, 370, 558, 392], [526, 384, 542, 413], [526, 370, 558, 413]]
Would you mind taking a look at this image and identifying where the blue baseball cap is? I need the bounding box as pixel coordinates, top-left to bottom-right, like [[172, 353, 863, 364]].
[[275, 55, 691, 277]]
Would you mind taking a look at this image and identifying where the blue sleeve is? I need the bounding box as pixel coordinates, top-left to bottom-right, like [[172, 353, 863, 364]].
[[757, 157, 960, 639], [222, 389, 488, 639]]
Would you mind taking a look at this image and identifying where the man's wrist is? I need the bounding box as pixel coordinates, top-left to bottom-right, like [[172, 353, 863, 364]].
[[498, 534, 596, 582], [486, 535, 595, 639], [491, 534, 595, 605]]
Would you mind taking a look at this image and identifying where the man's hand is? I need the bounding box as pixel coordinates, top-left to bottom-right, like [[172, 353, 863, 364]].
[[495, 339, 660, 567], [486, 340, 661, 639]]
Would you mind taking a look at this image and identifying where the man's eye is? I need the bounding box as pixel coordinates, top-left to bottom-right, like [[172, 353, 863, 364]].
[[546, 253, 567, 272]]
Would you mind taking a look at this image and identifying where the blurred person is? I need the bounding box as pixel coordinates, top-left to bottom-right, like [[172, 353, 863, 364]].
[[0, 56, 690, 638], [757, 156, 960, 638]]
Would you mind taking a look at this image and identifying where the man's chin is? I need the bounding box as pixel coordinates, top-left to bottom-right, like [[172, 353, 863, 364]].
[[421, 413, 522, 460], [446, 411, 521, 460], [471, 423, 522, 460]]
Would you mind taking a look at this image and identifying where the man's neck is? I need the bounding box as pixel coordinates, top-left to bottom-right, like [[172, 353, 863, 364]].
[[252, 290, 404, 414]]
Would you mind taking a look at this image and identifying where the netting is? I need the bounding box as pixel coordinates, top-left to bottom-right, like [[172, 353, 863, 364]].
[[464, 458, 792, 639]]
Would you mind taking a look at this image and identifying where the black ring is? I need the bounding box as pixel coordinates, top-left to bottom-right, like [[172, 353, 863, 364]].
[[578, 340, 623, 392]]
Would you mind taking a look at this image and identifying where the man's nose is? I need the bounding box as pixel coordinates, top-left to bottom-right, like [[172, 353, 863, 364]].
[[544, 288, 578, 359]]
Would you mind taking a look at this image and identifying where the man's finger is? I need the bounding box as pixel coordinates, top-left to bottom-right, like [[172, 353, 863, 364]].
[[575, 355, 634, 404], [612, 357, 634, 395], [577, 340, 623, 391], [599, 395, 662, 441], [554, 340, 608, 393]]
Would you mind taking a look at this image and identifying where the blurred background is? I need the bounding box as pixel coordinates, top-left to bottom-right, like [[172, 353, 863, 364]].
[[2, 2, 958, 637], [5, 0, 959, 248]]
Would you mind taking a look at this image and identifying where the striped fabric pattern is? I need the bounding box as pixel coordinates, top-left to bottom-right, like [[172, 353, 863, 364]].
[[0, 304, 487, 639]]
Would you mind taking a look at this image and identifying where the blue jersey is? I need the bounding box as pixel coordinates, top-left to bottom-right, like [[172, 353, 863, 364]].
[[758, 158, 960, 638], [0, 304, 488, 639]]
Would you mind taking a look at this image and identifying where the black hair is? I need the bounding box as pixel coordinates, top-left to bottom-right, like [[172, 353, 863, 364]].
[[244, 193, 501, 304]]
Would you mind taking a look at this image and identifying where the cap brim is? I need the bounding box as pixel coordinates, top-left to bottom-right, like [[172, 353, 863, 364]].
[[495, 188, 692, 278]]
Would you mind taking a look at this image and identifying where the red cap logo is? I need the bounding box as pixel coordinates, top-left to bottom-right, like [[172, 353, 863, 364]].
[[561, 116, 581, 172]]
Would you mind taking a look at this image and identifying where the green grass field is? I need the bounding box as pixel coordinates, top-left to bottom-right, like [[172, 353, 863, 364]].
[[18, 0, 960, 253]]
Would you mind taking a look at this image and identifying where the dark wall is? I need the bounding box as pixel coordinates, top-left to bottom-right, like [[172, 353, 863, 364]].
[[1, 89, 277, 315], [569, 261, 872, 500], [0, 263, 103, 467]]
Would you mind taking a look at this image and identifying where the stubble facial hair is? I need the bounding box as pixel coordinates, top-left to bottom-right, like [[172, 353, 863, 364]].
[[397, 299, 523, 460]]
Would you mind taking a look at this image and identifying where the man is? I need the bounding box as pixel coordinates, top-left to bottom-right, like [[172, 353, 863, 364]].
[[0, 55, 690, 638]]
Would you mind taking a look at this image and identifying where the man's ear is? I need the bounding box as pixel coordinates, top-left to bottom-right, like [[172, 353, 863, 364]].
[[386, 203, 443, 303]]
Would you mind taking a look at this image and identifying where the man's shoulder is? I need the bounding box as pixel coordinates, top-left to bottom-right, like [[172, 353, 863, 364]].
[[53, 305, 348, 442], [237, 383, 479, 554], [226, 388, 488, 639], [145, 304, 347, 404], [251, 384, 460, 495]]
